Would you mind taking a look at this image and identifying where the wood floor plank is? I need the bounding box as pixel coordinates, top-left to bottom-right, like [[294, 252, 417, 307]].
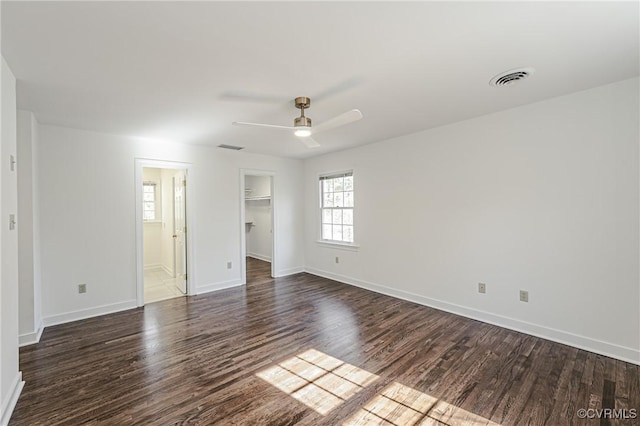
[[10, 258, 640, 425]]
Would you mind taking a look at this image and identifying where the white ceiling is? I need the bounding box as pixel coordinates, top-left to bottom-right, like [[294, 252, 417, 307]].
[[2, 1, 638, 159]]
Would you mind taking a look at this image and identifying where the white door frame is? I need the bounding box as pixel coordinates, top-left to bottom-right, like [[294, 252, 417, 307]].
[[240, 169, 277, 283], [135, 159, 195, 306]]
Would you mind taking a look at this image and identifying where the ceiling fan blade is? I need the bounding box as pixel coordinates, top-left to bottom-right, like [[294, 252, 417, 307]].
[[299, 136, 321, 149], [232, 121, 294, 130], [313, 109, 363, 135]]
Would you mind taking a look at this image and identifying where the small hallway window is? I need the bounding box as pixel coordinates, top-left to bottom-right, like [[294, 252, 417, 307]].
[[143, 182, 157, 221]]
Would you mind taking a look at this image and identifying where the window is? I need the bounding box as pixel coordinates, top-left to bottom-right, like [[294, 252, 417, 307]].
[[320, 171, 354, 243], [143, 182, 157, 221]]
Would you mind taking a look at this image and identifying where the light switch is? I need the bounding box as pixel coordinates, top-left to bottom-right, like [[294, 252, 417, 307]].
[[9, 214, 16, 231]]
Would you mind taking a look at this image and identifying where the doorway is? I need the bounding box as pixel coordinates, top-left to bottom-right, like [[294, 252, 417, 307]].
[[240, 170, 276, 283], [135, 160, 192, 306]]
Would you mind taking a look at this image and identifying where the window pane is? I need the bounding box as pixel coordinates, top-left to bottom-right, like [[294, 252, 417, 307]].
[[344, 191, 354, 207], [332, 225, 343, 241], [323, 179, 334, 193], [143, 211, 155, 220], [143, 185, 154, 193], [319, 172, 353, 243], [333, 177, 344, 192], [323, 193, 334, 208], [343, 225, 353, 242], [344, 176, 353, 191], [332, 209, 342, 224], [144, 202, 154, 211], [343, 209, 353, 225], [334, 192, 344, 207], [143, 192, 155, 201], [322, 209, 332, 224], [322, 224, 332, 240]]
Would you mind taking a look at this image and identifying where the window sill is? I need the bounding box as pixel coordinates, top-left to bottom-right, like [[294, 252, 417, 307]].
[[143, 220, 162, 224], [316, 240, 360, 251]]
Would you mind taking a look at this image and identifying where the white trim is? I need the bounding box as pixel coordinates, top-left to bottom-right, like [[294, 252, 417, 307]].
[[18, 320, 44, 347], [318, 169, 355, 179], [135, 159, 195, 307], [160, 264, 174, 277], [305, 267, 640, 365], [316, 240, 360, 251], [196, 279, 243, 295], [247, 253, 271, 263], [0, 372, 24, 426], [42, 300, 137, 327], [143, 263, 162, 271], [240, 169, 277, 284], [273, 266, 305, 277]]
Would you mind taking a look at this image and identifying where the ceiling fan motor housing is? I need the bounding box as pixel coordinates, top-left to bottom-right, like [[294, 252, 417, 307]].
[[295, 116, 312, 127], [294, 96, 312, 127]]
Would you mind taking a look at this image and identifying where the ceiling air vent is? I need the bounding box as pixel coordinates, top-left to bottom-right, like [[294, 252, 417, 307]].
[[218, 144, 244, 151], [489, 67, 535, 87]]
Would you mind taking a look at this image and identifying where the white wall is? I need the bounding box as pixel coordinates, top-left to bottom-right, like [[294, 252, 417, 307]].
[[304, 77, 640, 364], [1, 56, 24, 426], [17, 110, 42, 345], [142, 168, 162, 268], [245, 174, 271, 198], [245, 175, 272, 262], [37, 125, 305, 324]]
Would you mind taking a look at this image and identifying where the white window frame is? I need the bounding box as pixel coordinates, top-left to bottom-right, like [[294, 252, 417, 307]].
[[317, 170, 358, 250], [142, 182, 160, 222]]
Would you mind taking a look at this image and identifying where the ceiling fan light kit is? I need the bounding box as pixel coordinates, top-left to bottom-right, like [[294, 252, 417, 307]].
[[294, 128, 312, 137], [232, 95, 363, 149]]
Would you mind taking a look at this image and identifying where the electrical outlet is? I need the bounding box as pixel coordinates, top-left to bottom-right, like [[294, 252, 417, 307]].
[[520, 290, 529, 302], [227, 261, 232, 269], [78, 284, 87, 294], [335, 256, 340, 264], [478, 283, 486, 294]]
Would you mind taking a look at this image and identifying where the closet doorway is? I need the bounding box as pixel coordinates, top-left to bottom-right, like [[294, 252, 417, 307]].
[[135, 160, 192, 306], [240, 170, 276, 283]]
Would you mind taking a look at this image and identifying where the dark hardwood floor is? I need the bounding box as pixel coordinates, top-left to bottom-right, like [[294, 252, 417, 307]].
[[11, 258, 639, 425]]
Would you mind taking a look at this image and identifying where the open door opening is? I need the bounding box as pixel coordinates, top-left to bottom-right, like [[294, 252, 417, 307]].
[[241, 171, 276, 284], [142, 167, 188, 303]]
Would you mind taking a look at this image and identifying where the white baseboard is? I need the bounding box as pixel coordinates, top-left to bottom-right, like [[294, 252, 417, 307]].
[[160, 264, 174, 277], [144, 263, 161, 270], [196, 279, 243, 295], [19, 320, 44, 347], [247, 253, 272, 263], [0, 372, 24, 426], [274, 266, 305, 277], [43, 300, 138, 327], [305, 267, 640, 365]]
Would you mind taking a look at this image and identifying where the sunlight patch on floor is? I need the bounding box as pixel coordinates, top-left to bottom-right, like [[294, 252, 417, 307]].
[[344, 382, 501, 426], [257, 350, 498, 424], [256, 349, 379, 415]]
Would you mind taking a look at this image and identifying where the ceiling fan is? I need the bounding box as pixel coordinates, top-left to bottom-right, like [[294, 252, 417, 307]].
[[232, 97, 363, 148]]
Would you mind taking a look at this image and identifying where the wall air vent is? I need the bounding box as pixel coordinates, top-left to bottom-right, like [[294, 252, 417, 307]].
[[489, 67, 535, 87], [218, 144, 244, 151]]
